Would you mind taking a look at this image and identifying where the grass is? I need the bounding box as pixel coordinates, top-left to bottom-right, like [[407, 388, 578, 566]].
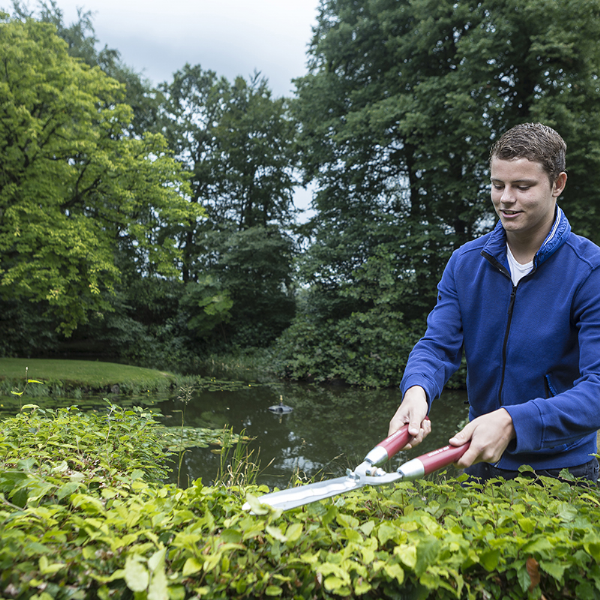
[[0, 358, 177, 392]]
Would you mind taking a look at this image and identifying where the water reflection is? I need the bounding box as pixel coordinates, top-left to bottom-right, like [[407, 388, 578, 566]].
[[160, 383, 470, 489]]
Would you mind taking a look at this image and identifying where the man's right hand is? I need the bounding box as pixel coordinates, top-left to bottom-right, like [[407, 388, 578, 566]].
[[388, 385, 430, 449]]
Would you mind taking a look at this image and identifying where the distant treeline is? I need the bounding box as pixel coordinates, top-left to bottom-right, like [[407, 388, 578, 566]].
[[2, 0, 600, 386]]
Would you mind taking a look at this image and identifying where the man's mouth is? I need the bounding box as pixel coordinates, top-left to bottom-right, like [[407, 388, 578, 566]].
[[501, 210, 521, 216]]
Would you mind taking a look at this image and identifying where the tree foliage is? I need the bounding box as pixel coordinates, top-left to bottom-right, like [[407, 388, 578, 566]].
[[0, 17, 201, 335], [275, 0, 600, 385], [157, 66, 299, 346], [9, 0, 160, 135]]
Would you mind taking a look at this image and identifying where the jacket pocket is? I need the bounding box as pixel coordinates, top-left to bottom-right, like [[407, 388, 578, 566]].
[[544, 374, 559, 398]]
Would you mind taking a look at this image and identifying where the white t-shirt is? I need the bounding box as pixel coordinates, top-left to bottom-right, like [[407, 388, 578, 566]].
[[506, 245, 533, 286]]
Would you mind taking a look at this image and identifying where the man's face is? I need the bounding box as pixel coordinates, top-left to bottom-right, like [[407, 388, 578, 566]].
[[490, 157, 565, 244]]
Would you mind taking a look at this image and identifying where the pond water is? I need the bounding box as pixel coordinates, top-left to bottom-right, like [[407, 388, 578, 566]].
[[157, 382, 470, 489], [0, 381, 470, 489]]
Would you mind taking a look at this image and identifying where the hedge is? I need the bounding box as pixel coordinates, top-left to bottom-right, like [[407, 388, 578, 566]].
[[1, 405, 600, 599]]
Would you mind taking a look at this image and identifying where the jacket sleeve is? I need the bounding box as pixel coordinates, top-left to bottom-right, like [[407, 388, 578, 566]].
[[504, 265, 600, 453], [400, 251, 464, 405]]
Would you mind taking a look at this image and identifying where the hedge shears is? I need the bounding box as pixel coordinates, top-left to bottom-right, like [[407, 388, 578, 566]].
[[243, 420, 469, 512]]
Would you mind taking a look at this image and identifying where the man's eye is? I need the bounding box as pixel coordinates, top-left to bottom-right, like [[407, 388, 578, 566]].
[[517, 186, 530, 191], [492, 184, 503, 190]]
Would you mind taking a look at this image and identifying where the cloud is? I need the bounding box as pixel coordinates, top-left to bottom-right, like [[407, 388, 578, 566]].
[[56, 0, 318, 96]]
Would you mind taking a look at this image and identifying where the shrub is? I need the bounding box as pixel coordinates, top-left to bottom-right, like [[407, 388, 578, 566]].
[[1, 406, 600, 599], [0, 403, 173, 485]]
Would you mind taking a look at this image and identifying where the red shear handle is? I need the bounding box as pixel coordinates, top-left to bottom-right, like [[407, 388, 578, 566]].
[[376, 424, 411, 459], [418, 443, 470, 475], [375, 417, 431, 460]]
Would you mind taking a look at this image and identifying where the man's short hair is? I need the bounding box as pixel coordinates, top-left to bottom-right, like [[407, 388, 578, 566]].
[[490, 123, 567, 184]]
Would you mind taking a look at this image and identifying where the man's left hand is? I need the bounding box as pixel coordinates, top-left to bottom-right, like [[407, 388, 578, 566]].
[[449, 408, 516, 468]]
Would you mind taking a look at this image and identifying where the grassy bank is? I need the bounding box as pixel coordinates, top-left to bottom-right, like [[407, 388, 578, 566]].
[[0, 357, 177, 392]]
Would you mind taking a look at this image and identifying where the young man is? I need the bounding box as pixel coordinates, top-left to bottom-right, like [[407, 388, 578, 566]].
[[389, 123, 600, 482]]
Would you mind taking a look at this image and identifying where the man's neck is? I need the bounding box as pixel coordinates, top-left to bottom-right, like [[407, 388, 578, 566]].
[[506, 236, 538, 265], [505, 210, 557, 264]]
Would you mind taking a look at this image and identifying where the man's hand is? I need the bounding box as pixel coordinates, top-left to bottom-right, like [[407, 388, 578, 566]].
[[449, 408, 516, 468], [388, 386, 430, 449]]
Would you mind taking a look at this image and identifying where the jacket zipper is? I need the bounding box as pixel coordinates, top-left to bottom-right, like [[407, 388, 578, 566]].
[[498, 285, 517, 406], [481, 250, 536, 407]]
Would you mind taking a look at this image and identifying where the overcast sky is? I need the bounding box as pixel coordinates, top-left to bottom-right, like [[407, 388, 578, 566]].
[[48, 0, 320, 98], [6, 0, 321, 214]]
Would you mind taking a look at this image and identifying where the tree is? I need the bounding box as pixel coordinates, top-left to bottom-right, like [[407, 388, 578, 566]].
[[0, 17, 202, 336], [211, 74, 298, 230], [277, 0, 600, 385], [9, 0, 161, 135], [158, 67, 299, 345]]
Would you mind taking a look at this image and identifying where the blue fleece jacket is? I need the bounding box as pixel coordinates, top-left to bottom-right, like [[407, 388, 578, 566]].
[[401, 208, 600, 470]]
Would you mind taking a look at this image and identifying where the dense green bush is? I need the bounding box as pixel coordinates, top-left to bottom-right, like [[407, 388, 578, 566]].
[[272, 310, 425, 388], [0, 404, 174, 484], [1, 406, 600, 599]]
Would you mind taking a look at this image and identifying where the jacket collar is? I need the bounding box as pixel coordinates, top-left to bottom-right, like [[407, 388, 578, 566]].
[[482, 206, 571, 269]]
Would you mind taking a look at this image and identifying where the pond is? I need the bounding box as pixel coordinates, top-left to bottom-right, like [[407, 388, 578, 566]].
[[0, 381, 470, 489], [157, 382, 470, 489]]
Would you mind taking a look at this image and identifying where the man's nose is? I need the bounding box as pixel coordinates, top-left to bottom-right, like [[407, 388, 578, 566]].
[[501, 186, 515, 203]]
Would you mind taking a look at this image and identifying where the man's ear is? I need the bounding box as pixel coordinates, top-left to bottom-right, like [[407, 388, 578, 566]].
[[552, 172, 567, 197]]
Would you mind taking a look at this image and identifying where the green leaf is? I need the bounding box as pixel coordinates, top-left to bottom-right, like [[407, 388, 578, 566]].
[[124, 555, 149, 592], [265, 585, 283, 596], [284, 522, 303, 543], [521, 537, 553, 555], [148, 554, 168, 600], [244, 492, 271, 516], [355, 579, 372, 594], [480, 548, 501, 571], [324, 576, 345, 592], [415, 539, 442, 577], [39, 555, 66, 575], [182, 558, 203, 577], [557, 503, 578, 522], [148, 548, 166, 573], [384, 562, 404, 584], [585, 541, 600, 562], [540, 560, 567, 580], [220, 528, 243, 544], [266, 525, 287, 542], [167, 586, 186, 600], [394, 544, 417, 569], [518, 517, 536, 534], [377, 522, 398, 546], [56, 481, 81, 501]]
